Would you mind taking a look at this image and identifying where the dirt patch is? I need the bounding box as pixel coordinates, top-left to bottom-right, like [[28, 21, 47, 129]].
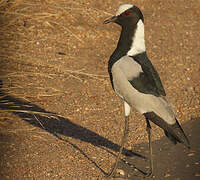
[[0, 0, 199, 179]]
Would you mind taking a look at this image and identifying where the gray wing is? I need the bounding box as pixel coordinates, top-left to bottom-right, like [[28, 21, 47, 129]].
[[129, 52, 166, 97], [114, 53, 166, 97]]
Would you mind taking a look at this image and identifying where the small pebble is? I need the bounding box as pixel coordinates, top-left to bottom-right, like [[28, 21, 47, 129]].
[[164, 172, 171, 177], [116, 169, 125, 176], [187, 87, 194, 91], [58, 52, 66, 55], [187, 153, 194, 157], [195, 173, 200, 177]]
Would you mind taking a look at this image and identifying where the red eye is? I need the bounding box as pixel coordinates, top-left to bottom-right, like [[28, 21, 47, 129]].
[[125, 10, 130, 16]]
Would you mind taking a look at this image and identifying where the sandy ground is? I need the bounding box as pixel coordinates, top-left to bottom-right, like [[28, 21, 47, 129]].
[[0, 0, 199, 179]]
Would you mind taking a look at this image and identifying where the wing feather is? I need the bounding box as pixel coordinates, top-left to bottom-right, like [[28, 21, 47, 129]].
[[130, 52, 166, 97]]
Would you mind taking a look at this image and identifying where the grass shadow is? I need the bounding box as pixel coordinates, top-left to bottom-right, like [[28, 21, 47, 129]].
[[0, 80, 145, 175]]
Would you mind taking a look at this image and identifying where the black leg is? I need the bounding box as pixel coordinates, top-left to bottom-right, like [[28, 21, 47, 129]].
[[106, 115, 129, 178], [145, 118, 153, 177]]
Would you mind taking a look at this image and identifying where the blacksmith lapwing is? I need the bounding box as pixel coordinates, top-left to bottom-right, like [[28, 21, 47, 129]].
[[104, 4, 190, 178]]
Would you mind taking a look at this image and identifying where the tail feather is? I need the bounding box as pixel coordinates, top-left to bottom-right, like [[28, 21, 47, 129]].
[[144, 112, 190, 149], [164, 119, 190, 148], [164, 131, 178, 145]]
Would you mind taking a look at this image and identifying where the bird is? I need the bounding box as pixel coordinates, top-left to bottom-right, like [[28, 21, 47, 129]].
[[104, 4, 190, 178]]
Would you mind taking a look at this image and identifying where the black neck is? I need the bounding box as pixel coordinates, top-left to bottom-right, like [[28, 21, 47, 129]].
[[116, 26, 136, 54], [110, 25, 136, 62]]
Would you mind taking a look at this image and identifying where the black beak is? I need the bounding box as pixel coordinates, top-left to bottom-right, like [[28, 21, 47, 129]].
[[103, 16, 117, 24]]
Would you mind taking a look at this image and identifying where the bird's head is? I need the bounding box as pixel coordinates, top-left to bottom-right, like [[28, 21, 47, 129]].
[[104, 4, 144, 27]]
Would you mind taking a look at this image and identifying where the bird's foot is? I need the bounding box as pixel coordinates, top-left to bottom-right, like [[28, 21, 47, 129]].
[[144, 169, 153, 178], [104, 169, 127, 179]]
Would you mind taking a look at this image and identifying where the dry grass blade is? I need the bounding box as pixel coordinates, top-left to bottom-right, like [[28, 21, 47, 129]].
[[2, 109, 57, 118], [4, 0, 24, 13], [0, 11, 60, 18], [33, 114, 45, 129], [65, 69, 108, 78], [0, 67, 108, 82], [0, 0, 7, 7], [56, 6, 113, 16], [0, 72, 56, 78], [31, 135, 48, 141], [5, 127, 37, 133], [51, 20, 84, 44], [1, 109, 67, 121]]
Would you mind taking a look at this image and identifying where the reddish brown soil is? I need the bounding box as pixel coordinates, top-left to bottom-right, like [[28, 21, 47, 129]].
[[0, 0, 199, 179]]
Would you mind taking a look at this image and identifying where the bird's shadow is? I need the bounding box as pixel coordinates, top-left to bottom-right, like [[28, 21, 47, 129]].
[[0, 80, 145, 175]]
